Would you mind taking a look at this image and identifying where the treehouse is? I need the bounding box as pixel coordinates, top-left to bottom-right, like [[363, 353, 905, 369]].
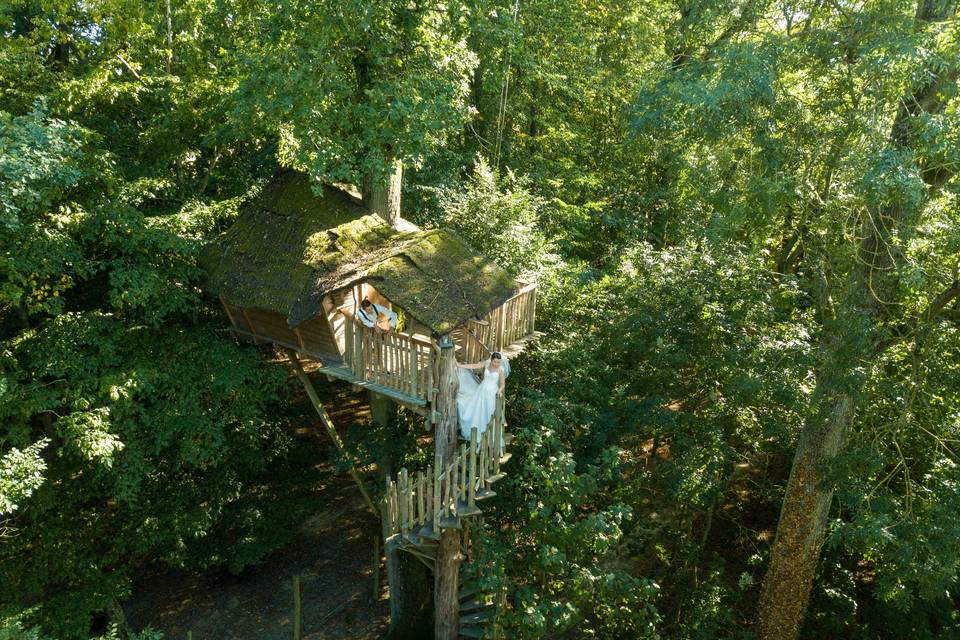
[[202, 170, 538, 413], [202, 169, 539, 639]]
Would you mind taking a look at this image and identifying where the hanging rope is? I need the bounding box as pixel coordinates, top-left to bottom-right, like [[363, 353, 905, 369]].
[[493, 0, 521, 170]]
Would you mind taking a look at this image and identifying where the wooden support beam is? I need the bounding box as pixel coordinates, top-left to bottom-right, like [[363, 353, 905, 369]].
[[285, 349, 378, 516], [240, 308, 258, 342], [434, 334, 462, 640], [219, 295, 238, 328]]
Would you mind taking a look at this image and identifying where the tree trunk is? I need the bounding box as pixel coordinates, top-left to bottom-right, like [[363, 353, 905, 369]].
[[369, 391, 397, 429], [165, 0, 174, 73], [383, 515, 434, 640], [756, 340, 860, 640], [757, 2, 957, 637], [363, 159, 403, 229], [52, 22, 70, 69], [434, 335, 461, 640], [372, 392, 433, 638]]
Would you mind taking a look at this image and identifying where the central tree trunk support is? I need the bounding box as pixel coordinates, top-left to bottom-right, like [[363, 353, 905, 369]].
[[366, 387, 433, 638], [434, 334, 462, 640], [363, 158, 404, 229]]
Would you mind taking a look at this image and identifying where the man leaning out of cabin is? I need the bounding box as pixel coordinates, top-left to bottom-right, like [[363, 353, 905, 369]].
[[358, 298, 398, 334]]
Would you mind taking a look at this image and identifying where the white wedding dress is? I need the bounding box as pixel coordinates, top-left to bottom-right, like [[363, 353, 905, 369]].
[[457, 359, 507, 441]]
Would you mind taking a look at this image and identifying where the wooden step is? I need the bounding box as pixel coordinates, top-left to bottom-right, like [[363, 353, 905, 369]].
[[440, 515, 463, 530], [485, 472, 507, 484], [499, 453, 512, 464], [458, 583, 479, 601], [457, 502, 483, 517], [417, 523, 441, 541], [459, 599, 494, 613], [460, 611, 492, 625], [475, 489, 497, 501]]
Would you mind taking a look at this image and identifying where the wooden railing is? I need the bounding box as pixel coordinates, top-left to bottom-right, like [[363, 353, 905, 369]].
[[384, 397, 507, 539], [461, 282, 537, 363], [342, 311, 436, 404]]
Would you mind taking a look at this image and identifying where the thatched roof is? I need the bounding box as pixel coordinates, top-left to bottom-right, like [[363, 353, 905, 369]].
[[202, 170, 520, 334]]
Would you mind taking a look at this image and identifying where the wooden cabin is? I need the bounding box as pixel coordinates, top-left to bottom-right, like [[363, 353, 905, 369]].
[[202, 170, 538, 414]]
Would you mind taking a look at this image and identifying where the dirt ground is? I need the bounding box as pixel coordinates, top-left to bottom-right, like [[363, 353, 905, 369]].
[[126, 375, 391, 640]]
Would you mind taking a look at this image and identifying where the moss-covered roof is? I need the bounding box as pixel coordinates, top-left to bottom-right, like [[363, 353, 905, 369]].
[[202, 170, 520, 334]]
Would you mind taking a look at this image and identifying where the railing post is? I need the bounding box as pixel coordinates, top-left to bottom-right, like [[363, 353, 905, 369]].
[[399, 468, 409, 534], [433, 464, 441, 534], [468, 427, 478, 510], [479, 429, 488, 487], [530, 287, 538, 335], [459, 443, 468, 504], [409, 335, 418, 399]]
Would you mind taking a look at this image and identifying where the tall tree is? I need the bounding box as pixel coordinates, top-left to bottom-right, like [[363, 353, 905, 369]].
[[758, 0, 959, 637], [232, 0, 476, 221]]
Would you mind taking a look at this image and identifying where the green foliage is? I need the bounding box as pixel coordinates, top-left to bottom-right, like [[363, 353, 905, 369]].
[[471, 419, 662, 638], [0, 30, 300, 636], [1, 0, 958, 637], [232, 0, 477, 185], [415, 158, 558, 280], [0, 439, 48, 516], [0, 613, 163, 640]]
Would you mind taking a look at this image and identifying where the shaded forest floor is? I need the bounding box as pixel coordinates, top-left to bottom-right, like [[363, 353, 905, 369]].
[[126, 372, 390, 639]]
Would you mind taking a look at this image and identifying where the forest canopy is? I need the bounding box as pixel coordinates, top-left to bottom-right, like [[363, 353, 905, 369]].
[[1, 0, 958, 639]]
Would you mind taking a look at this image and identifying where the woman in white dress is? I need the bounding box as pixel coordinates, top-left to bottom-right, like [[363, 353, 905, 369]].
[[456, 351, 507, 441]]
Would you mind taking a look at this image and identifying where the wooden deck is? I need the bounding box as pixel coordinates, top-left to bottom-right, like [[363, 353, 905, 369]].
[[316, 360, 428, 407], [229, 326, 429, 407]]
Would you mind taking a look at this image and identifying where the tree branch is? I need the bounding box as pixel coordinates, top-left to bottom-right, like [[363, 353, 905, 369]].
[[918, 279, 960, 325]]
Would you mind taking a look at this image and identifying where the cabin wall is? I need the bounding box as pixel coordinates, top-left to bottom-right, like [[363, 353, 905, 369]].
[[222, 301, 340, 360], [242, 308, 297, 346], [360, 283, 390, 308], [297, 314, 340, 356]]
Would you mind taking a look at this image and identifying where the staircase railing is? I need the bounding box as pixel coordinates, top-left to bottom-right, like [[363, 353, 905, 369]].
[[341, 310, 436, 403], [462, 283, 537, 363], [384, 396, 507, 539]]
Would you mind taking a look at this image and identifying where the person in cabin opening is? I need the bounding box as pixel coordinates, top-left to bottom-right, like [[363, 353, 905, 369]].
[[357, 298, 397, 334], [456, 352, 508, 446]]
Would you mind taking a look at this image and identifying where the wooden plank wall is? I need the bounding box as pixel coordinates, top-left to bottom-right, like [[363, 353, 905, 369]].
[[297, 315, 339, 356], [222, 303, 340, 360]]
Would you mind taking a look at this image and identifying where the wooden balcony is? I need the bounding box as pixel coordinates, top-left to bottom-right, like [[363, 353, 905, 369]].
[[341, 309, 437, 406]]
